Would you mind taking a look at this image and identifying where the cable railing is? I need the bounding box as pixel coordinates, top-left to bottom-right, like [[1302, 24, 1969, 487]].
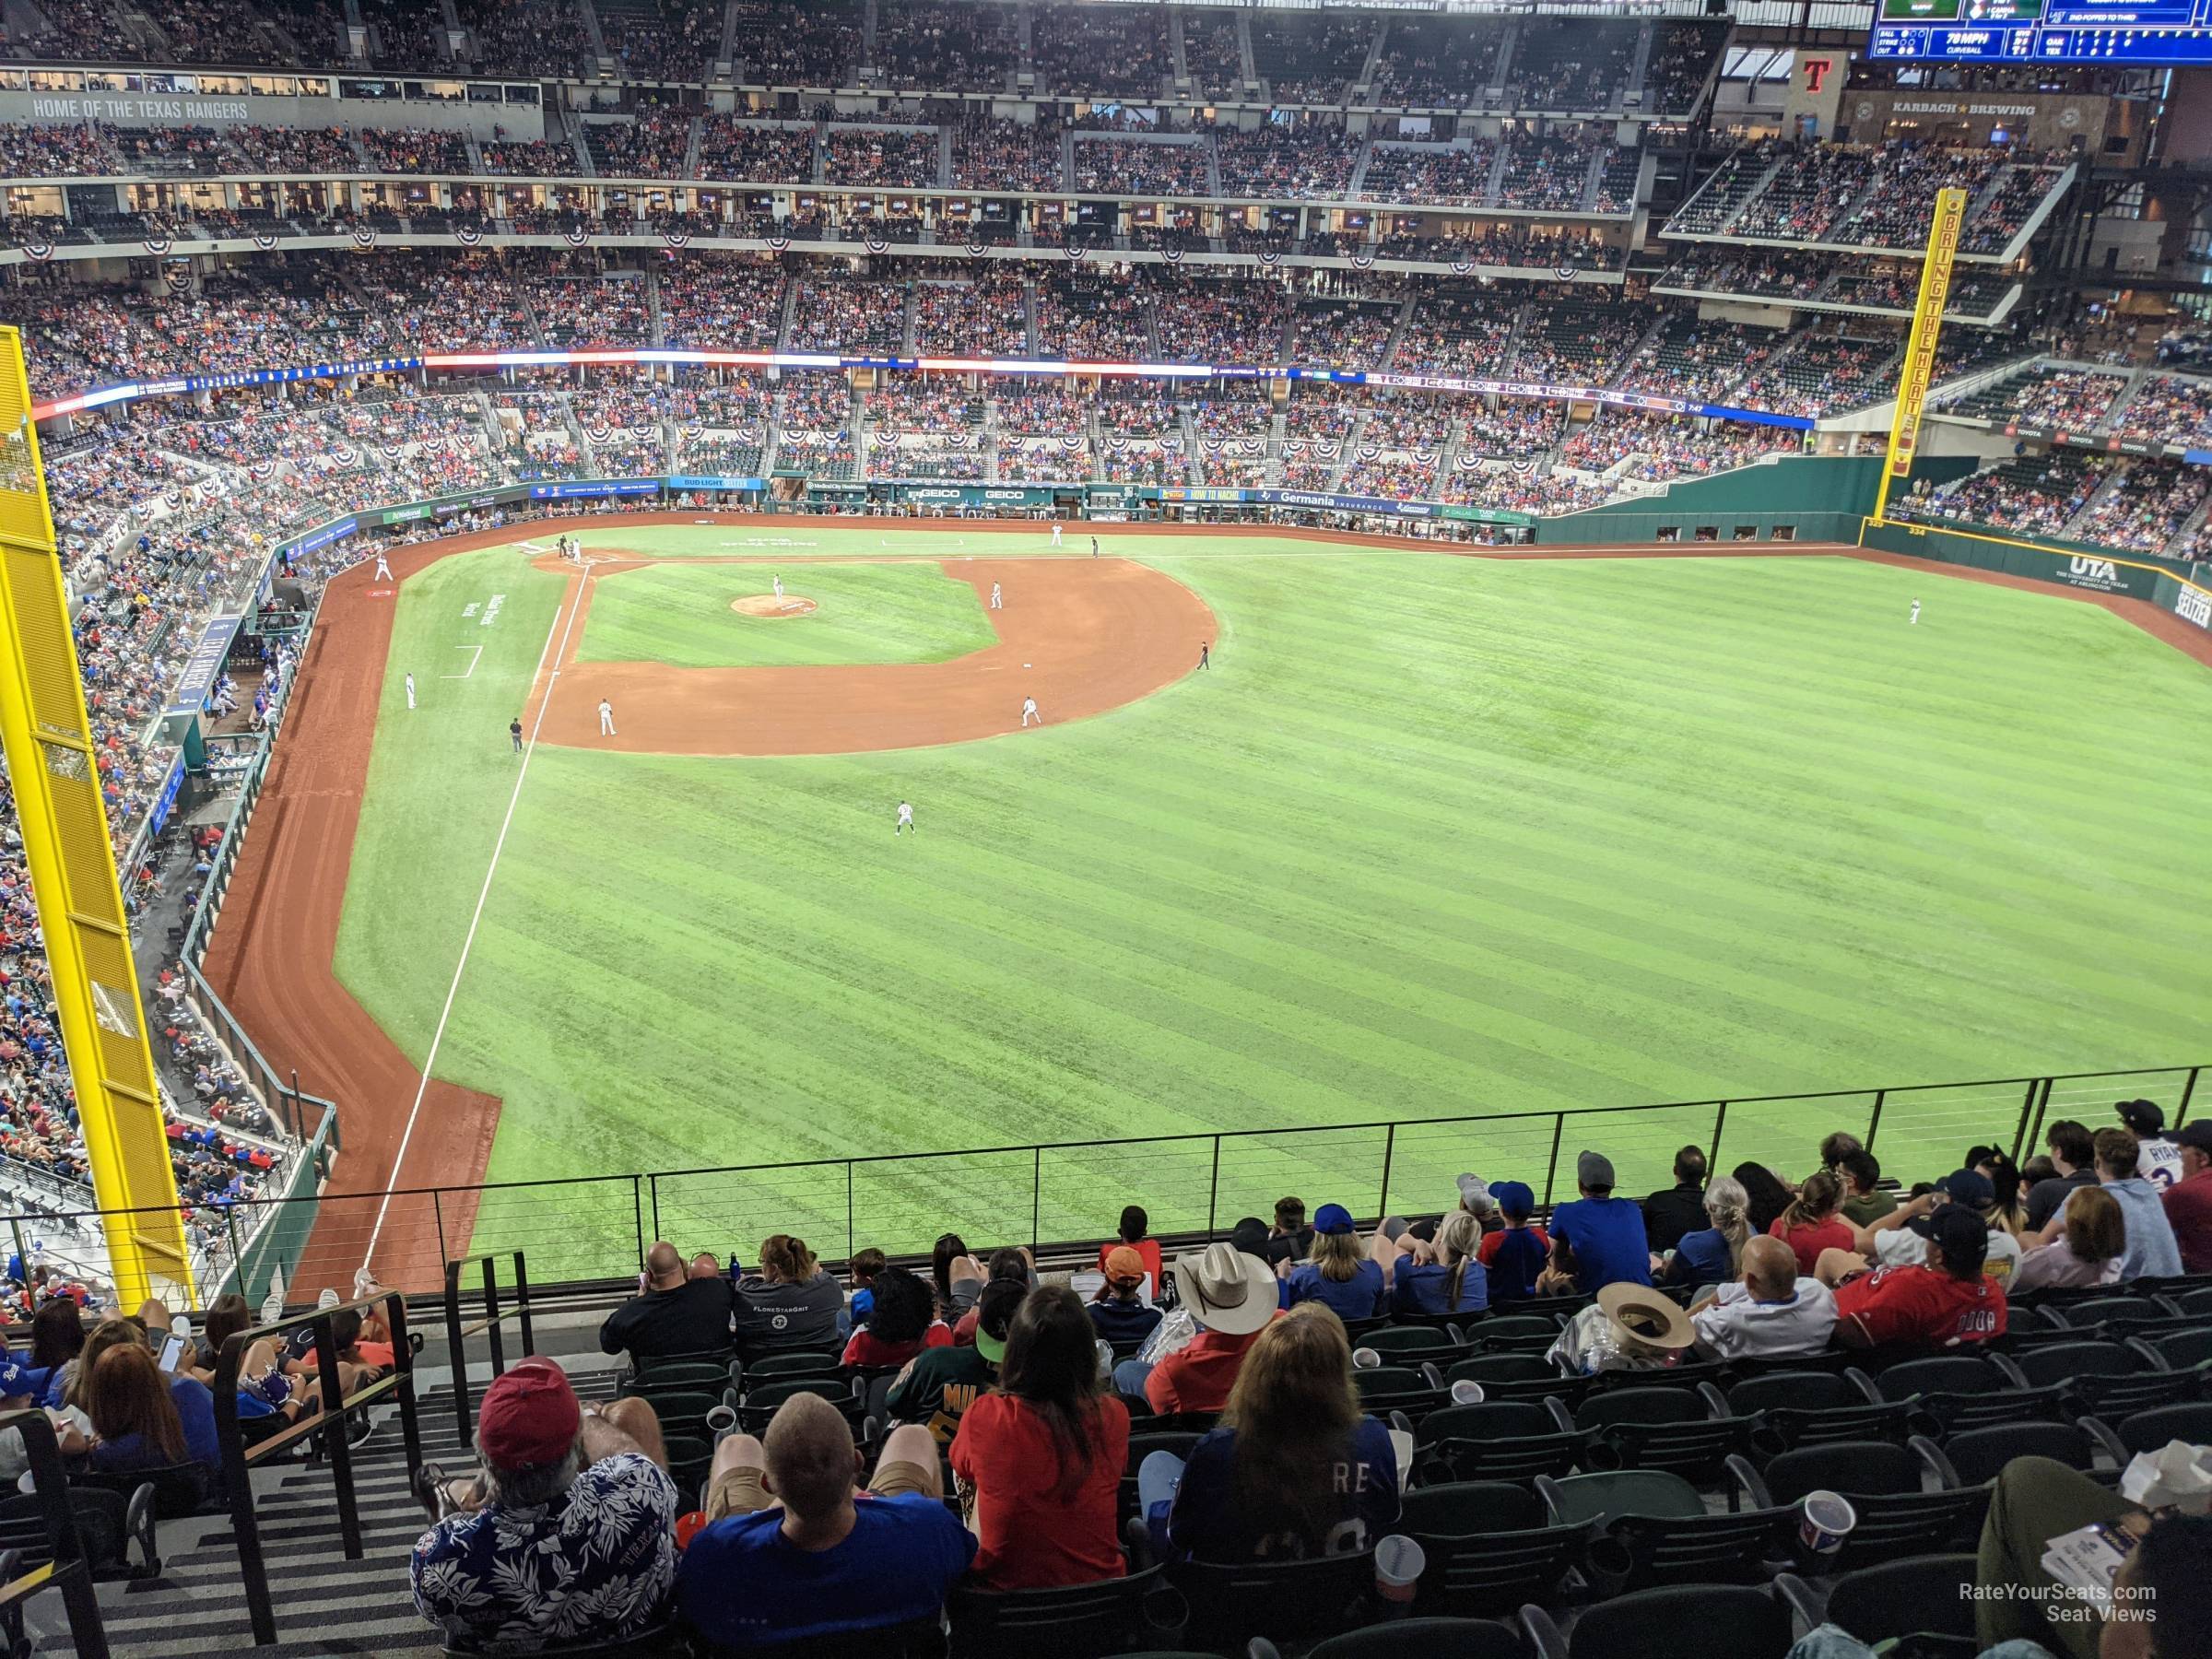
[[6, 1063, 2196, 1300]]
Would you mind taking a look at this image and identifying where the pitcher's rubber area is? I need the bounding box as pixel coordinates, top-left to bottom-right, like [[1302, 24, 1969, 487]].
[[197, 517, 2208, 1292], [535, 556, 1217, 756]]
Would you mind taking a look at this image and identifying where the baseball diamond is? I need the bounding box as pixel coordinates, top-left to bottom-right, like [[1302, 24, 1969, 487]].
[[189, 516, 2212, 1288]]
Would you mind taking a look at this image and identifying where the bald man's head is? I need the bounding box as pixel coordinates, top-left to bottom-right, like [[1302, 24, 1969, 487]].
[[644, 1241, 685, 1290], [1741, 1235, 1798, 1300], [688, 1252, 722, 1281], [763, 1391, 858, 1522]]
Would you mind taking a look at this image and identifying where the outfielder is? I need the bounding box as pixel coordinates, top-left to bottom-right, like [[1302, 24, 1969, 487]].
[[990, 582, 1003, 609], [598, 698, 617, 736], [373, 550, 393, 582], [405, 671, 416, 710], [896, 800, 914, 835], [1910, 599, 1921, 625], [1021, 696, 1041, 728], [1050, 522, 1063, 547]]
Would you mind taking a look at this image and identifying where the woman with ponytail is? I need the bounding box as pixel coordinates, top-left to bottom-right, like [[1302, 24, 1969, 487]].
[[1390, 1211, 1488, 1316], [1769, 1170, 1862, 1276], [1654, 1176, 1751, 1288]]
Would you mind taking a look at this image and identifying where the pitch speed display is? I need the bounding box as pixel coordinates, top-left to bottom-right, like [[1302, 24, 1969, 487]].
[[1871, 0, 2212, 63]]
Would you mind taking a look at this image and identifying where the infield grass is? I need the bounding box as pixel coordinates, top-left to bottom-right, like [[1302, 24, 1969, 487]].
[[578, 559, 998, 668], [334, 535, 2212, 1277]]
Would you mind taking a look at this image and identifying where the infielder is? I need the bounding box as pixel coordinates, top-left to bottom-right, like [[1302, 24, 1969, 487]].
[[1198, 641, 1210, 670], [1910, 599, 1921, 625], [509, 717, 524, 754], [1090, 536, 1099, 558], [373, 551, 393, 582], [896, 800, 914, 835], [1050, 522, 1063, 547], [990, 582, 1003, 609], [405, 671, 417, 710], [1021, 696, 1041, 728], [598, 698, 617, 736]]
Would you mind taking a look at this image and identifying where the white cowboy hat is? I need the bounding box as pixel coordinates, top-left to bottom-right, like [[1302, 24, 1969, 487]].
[[1170, 1241, 1279, 1336], [1596, 1282, 1697, 1352]]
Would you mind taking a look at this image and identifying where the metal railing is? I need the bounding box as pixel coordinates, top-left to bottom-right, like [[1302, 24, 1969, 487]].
[[0, 1410, 112, 1659], [208, 1288, 422, 1648], [6, 1062, 2196, 1298], [443, 1251, 537, 1448]]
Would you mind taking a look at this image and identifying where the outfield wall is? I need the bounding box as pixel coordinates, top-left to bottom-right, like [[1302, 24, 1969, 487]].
[[1859, 518, 2212, 644], [1534, 455, 1986, 547]]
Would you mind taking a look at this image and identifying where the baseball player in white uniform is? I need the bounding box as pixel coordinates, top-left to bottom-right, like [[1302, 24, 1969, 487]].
[[1910, 599, 1921, 625], [1050, 522, 1063, 547], [374, 551, 393, 582], [1021, 696, 1041, 727], [773, 575, 784, 601], [896, 800, 914, 835], [405, 671, 416, 711], [990, 582, 1003, 609], [598, 699, 617, 736]]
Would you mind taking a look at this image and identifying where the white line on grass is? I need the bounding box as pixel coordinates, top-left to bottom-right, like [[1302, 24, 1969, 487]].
[[362, 571, 591, 1271], [441, 643, 484, 679]]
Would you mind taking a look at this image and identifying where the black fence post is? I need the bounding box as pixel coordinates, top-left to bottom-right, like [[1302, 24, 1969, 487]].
[[631, 1177, 646, 1276], [1865, 1089, 1887, 1152], [444, 1259, 471, 1449], [514, 1250, 535, 1359], [1709, 1100, 1728, 1172], [846, 1161, 856, 1262], [1206, 1135, 1222, 1237], [312, 1312, 364, 1560], [1378, 1124, 1396, 1221], [1542, 1113, 1566, 1209], [483, 1254, 507, 1379], [2180, 1067, 2200, 1127], [431, 1188, 449, 1266], [1031, 1147, 1042, 1255], [649, 1172, 662, 1245], [2011, 1079, 2042, 1164]]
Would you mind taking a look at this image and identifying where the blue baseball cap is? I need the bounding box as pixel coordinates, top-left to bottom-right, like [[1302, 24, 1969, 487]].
[[1313, 1203, 1356, 1235], [1489, 1181, 1536, 1220]]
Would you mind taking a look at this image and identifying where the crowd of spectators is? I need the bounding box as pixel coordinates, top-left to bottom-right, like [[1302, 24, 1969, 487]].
[[456, 0, 593, 78], [1372, 17, 1501, 106], [875, 0, 1019, 91], [584, 113, 690, 180], [1560, 412, 1794, 482], [479, 136, 582, 178], [693, 117, 815, 185], [1147, 275, 1290, 364], [1213, 120, 1362, 200], [656, 254, 785, 349], [1028, 3, 1164, 97], [1360, 141, 1493, 206], [600, 0, 718, 82], [912, 271, 1027, 357], [1496, 130, 1597, 212], [737, 0, 858, 85], [1070, 136, 1209, 199], [2112, 373, 2212, 450], [787, 272, 907, 356], [2067, 457, 2208, 555], [950, 114, 1058, 193], [1897, 449, 2114, 539], [824, 125, 939, 190]]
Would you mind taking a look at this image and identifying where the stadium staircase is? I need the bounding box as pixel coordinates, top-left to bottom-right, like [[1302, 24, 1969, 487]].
[[1019, 275, 1041, 356], [1487, 19, 1520, 106], [27, 1371, 622, 1656], [712, 0, 740, 80], [1380, 292, 1418, 369], [1623, 21, 1655, 111], [1482, 141, 1510, 211], [645, 266, 666, 347]]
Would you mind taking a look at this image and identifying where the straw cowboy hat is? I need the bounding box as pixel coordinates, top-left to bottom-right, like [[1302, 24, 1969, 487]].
[[1596, 1282, 1697, 1353], [1170, 1241, 1279, 1335]]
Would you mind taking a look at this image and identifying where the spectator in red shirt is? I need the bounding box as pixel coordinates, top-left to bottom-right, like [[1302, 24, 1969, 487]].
[[1096, 1205, 1163, 1299], [841, 1267, 952, 1369], [1114, 1242, 1279, 1415], [1832, 1206, 2006, 1349], [2161, 1121, 2212, 1275], [949, 1285, 1128, 1590], [1769, 1170, 1862, 1277]]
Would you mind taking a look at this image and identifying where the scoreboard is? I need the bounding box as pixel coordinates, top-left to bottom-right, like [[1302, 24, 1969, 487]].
[[1870, 0, 2212, 63]]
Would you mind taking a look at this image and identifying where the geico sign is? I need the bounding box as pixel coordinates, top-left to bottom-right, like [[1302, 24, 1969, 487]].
[[2178, 587, 2212, 629]]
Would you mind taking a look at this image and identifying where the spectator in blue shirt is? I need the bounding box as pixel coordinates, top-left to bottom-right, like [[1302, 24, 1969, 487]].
[[680, 1391, 974, 1649], [1653, 1175, 1751, 1289], [1548, 1151, 1654, 1294], [1280, 1205, 1385, 1323], [1391, 1210, 1488, 1316]]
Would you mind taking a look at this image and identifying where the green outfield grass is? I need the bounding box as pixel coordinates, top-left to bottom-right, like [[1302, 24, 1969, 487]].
[[333, 533, 2212, 1277], [577, 559, 999, 668]]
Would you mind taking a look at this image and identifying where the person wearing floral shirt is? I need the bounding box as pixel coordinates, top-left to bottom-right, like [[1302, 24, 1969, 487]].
[[412, 1357, 677, 1653]]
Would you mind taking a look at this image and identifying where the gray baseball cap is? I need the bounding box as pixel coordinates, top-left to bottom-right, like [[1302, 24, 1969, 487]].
[[1577, 1150, 1617, 1190]]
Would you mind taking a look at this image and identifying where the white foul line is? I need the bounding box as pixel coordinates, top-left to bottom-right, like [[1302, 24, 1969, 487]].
[[363, 570, 592, 1269], [441, 643, 484, 680]]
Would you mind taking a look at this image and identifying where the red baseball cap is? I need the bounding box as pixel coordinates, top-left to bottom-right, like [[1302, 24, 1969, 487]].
[[477, 1357, 581, 1468]]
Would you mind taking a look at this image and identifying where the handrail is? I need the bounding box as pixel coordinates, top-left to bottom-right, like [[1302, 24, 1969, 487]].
[[443, 1250, 536, 1450], [0, 1409, 111, 1658], [207, 1288, 421, 1647]]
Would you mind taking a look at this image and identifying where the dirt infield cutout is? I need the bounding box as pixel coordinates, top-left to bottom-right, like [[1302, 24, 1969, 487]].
[[731, 593, 818, 618]]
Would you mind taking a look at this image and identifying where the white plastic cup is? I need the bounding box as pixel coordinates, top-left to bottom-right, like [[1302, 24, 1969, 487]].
[[705, 1403, 737, 1443], [1797, 1489, 1857, 1556], [1374, 1534, 1426, 1613], [1449, 1379, 1487, 1406], [1352, 1347, 1382, 1371]]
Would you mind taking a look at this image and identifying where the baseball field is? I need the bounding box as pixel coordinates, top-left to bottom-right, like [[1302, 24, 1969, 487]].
[[203, 521, 2212, 1286]]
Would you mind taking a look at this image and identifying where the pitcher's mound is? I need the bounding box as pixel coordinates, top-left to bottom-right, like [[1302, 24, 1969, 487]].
[[732, 594, 818, 618]]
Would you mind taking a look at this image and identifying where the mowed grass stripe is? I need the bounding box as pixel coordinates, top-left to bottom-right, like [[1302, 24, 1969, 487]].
[[320, 532, 2212, 1274]]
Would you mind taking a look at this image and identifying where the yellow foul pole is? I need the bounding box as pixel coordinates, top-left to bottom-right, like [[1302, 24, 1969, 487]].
[[0, 324, 194, 1307], [1872, 184, 1968, 524]]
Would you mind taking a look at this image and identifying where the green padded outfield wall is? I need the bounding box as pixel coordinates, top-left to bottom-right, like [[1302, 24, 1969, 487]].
[[1857, 518, 2194, 602]]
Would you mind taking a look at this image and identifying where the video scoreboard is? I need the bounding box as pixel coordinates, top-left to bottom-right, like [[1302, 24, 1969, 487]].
[[1870, 0, 2212, 63]]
